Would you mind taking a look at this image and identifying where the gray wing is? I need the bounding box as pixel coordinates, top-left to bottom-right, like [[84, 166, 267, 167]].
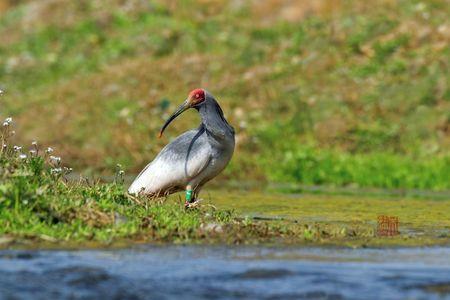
[[128, 127, 211, 195]]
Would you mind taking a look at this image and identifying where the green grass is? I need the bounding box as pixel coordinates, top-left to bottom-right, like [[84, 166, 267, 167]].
[[261, 145, 450, 190], [0, 0, 449, 190], [0, 147, 244, 245]]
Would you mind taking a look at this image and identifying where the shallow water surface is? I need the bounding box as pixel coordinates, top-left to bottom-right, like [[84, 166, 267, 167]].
[[1, 246, 450, 299]]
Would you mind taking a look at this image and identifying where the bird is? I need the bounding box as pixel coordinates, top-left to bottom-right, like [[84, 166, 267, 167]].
[[128, 88, 235, 207]]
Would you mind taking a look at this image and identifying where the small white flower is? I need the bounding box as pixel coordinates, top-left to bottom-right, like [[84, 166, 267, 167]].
[[29, 149, 37, 155], [45, 147, 54, 154], [51, 167, 62, 174], [49, 155, 61, 164], [119, 170, 125, 175], [0, 89, 4, 96], [13, 145, 22, 152], [31, 141, 38, 146], [2, 117, 12, 127], [63, 167, 73, 174], [19, 154, 27, 159]]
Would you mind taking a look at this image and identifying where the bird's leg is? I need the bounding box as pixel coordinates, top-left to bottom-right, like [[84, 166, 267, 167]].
[[185, 185, 203, 208], [193, 189, 202, 201], [185, 185, 194, 208]]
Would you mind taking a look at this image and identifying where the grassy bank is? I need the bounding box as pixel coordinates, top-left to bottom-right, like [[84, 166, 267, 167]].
[[0, 121, 312, 247], [0, 120, 449, 249], [0, 138, 286, 246], [0, 0, 449, 190]]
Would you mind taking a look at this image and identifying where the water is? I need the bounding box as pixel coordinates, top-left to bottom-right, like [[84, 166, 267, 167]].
[[1, 246, 450, 299]]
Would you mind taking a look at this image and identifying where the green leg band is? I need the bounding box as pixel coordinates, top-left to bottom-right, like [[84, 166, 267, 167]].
[[186, 190, 193, 202]]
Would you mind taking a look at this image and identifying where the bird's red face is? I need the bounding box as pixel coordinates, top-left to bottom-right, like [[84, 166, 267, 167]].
[[159, 88, 206, 138], [188, 88, 205, 106]]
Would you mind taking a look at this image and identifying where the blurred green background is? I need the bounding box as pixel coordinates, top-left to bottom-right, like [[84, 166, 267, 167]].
[[0, 0, 449, 190]]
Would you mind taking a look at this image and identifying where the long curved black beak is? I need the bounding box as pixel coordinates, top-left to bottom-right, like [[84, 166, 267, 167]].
[[159, 100, 190, 138]]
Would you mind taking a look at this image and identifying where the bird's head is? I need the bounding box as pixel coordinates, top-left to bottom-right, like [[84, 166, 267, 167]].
[[158, 88, 207, 138]]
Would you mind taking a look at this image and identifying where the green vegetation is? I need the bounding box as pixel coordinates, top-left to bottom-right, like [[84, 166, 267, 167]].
[[0, 0, 448, 190], [0, 120, 273, 245], [264, 145, 450, 190]]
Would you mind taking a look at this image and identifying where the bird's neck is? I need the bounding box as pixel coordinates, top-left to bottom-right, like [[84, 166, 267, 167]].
[[198, 99, 234, 140]]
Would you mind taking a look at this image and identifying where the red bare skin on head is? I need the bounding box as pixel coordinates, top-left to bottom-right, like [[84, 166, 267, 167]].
[[188, 88, 205, 105]]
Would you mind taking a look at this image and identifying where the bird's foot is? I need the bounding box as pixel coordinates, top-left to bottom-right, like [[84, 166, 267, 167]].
[[185, 199, 203, 209]]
